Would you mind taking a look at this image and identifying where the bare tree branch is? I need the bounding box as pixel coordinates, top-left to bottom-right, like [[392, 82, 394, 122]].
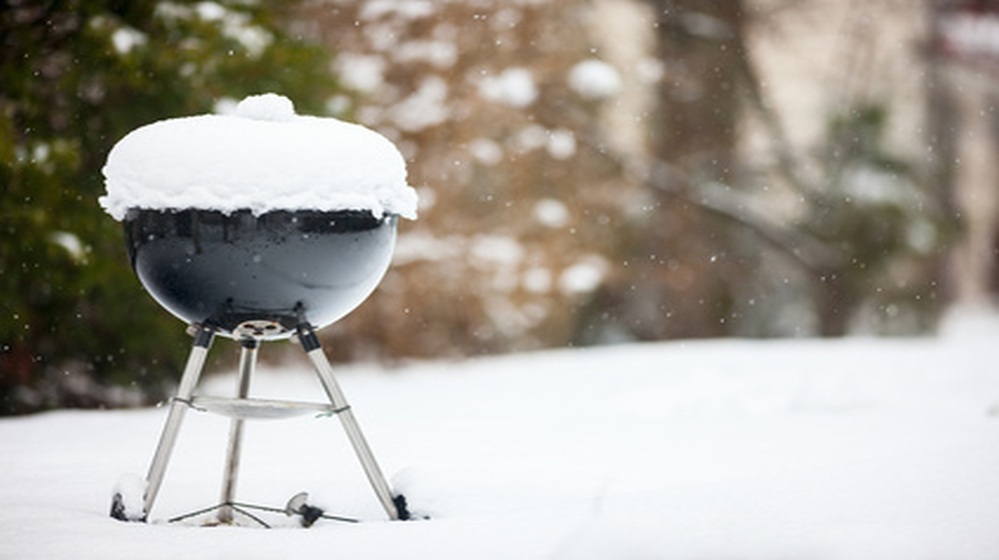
[[645, 163, 843, 274]]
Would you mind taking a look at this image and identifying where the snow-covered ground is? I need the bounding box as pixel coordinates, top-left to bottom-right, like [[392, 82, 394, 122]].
[[2, 310, 998, 559]]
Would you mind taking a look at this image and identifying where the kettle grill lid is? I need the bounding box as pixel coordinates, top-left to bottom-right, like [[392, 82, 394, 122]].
[[99, 93, 418, 222]]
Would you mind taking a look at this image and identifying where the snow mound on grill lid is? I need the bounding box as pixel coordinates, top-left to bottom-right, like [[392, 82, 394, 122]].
[[100, 93, 418, 220]]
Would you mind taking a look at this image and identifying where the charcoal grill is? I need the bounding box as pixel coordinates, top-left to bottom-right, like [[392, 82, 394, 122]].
[[105, 95, 415, 526]]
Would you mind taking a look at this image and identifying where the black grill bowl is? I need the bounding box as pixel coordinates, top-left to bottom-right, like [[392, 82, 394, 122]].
[[125, 209, 397, 339]]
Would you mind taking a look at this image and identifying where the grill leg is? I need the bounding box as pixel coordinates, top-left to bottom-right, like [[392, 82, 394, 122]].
[[142, 325, 216, 519], [217, 339, 259, 524], [296, 324, 404, 521]]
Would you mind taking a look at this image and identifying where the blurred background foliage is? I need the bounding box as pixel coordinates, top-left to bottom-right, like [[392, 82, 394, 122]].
[[1, 0, 965, 414]]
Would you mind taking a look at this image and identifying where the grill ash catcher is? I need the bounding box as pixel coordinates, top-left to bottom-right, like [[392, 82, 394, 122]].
[[101, 94, 419, 526]]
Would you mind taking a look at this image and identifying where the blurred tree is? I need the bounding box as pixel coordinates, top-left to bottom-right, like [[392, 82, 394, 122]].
[[0, 0, 338, 414], [802, 104, 947, 335], [298, 0, 639, 359], [586, 0, 752, 340], [297, 0, 948, 360], [597, 0, 949, 339]]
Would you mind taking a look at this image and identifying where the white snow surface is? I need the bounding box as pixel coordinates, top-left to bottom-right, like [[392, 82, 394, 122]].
[[3, 310, 999, 559], [99, 94, 418, 220]]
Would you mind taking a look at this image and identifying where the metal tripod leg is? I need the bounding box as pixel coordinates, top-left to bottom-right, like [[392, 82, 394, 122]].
[[216, 339, 259, 524], [143, 325, 216, 519], [296, 324, 404, 521]]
